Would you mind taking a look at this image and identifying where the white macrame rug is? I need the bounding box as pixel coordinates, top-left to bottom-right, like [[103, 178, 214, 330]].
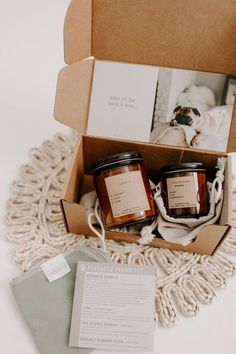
[[5, 132, 236, 327]]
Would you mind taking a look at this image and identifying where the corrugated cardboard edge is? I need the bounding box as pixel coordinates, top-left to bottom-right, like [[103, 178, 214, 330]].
[[60, 199, 70, 232], [64, 0, 92, 64], [227, 103, 236, 153], [219, 154, 232, 226]]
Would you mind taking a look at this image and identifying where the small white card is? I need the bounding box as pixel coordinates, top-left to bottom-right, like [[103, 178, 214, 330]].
[[69, 262, 155, 352], [41, 254, 71, 282], [87, 60, 159, 142]]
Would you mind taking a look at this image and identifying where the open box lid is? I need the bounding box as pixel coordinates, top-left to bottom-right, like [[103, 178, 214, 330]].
[[55, 0, 236, 153], [64, 0, 236, 75]]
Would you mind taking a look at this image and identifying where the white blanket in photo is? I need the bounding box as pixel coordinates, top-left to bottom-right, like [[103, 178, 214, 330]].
[[150, 122, 196, 148], [150, 105, 233, 152]]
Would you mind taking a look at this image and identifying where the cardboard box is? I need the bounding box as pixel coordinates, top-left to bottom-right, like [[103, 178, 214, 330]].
[[54, 0, 236, 255]]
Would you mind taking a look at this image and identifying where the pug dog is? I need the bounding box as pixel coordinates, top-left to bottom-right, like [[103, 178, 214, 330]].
[[170, 106, 200, 127], [170, 105, 223, 147]]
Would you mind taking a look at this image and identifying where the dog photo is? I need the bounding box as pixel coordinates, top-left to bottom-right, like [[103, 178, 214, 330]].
[[150, 69, 235, 152]]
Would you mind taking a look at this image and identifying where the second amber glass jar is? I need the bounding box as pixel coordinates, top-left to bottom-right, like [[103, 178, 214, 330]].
[[91, 151, 157, 228], [161, 162, 208, 218]]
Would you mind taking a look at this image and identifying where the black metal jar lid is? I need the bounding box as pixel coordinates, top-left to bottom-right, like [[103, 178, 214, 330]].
[[161, 162, 206, 175], [91, 151, 143, 175]]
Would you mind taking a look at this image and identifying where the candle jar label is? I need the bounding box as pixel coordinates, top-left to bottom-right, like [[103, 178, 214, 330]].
[[166, 174, 199, 209], [105, 171, 150, 218]]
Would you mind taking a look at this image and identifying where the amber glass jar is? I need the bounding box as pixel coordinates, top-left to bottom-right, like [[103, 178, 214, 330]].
[[91, 152, 157, 228], [161, 162, 208, 218]]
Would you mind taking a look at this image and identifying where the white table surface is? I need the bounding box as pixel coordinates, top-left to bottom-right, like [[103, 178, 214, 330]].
[[1, 1, 236, 354]]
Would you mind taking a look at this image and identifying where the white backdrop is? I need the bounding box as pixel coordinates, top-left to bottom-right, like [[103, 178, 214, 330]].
[[0, 1, 236, 354]]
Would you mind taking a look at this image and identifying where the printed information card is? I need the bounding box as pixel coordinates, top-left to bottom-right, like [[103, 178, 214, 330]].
[[69, 262, 155, 352], [87, 60, 159, 142]]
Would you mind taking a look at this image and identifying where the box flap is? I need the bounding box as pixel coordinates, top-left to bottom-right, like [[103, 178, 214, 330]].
[[64, 0, 92, 64], [64, 0, 236, 76], [54, 58, 94, 133], [227, 104, 236, 152], [219, 154, 232, 225], [55, 57, 236, 153]]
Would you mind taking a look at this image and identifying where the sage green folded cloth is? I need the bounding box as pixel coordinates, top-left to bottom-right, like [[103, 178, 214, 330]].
[[10, 246, 110, 354]]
